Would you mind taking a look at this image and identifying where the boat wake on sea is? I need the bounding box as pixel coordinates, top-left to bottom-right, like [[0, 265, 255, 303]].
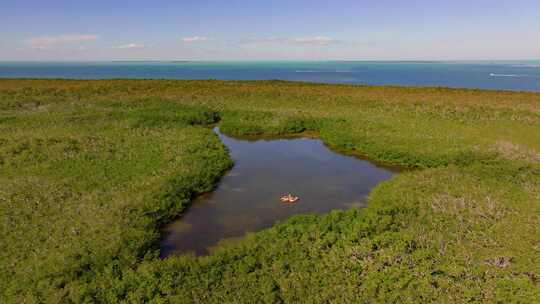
[[489, 73, 523, 77]]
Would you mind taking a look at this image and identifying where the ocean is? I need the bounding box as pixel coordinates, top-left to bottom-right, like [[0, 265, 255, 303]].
[[1, 60, 540, 92]]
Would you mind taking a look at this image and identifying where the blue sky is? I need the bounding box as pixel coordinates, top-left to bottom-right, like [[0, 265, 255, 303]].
[[1, 0, 539, 60]]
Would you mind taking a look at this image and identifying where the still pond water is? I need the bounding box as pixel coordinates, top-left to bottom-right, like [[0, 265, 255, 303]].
[[160, 128, 397, 257]]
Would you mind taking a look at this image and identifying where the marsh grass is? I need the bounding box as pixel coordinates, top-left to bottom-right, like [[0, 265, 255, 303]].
[[1, 79, 539, 303]]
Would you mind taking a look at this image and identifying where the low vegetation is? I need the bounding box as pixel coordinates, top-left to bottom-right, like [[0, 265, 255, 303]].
[[1, 79, 539, 303]]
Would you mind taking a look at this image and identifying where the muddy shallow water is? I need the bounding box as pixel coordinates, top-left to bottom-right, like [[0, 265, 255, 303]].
[[160, 128, 398, 257]]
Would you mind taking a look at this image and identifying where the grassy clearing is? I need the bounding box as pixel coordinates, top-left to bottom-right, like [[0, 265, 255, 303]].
[[1, 79, 539, 303]]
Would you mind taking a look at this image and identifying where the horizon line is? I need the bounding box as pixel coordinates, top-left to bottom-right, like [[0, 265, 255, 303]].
[[1, 59, 540, 63]]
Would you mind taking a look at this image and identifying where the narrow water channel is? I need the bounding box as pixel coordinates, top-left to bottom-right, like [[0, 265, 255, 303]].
[[160, 128, 397, 257]]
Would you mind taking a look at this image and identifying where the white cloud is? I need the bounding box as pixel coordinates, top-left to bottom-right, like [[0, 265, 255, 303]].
[[290, 36, 338, 45], [112, 43, 146, 49], [242, 36, 340, 46], [25, 34, 99, 48], [181, 36, 208, 43], [243, 37, 286, 44]]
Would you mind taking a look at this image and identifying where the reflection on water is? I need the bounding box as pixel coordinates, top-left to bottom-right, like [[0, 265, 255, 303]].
[[160, 128, 397, 257]]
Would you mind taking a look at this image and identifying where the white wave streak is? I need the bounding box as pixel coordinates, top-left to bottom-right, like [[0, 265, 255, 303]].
[[490, 73, 521, 77]]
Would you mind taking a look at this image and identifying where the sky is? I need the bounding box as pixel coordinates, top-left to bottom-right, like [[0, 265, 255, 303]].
[[1, 0, 539, 61]]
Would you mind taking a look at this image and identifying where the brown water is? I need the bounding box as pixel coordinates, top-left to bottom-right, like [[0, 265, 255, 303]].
[[160, 128, 397, 257]]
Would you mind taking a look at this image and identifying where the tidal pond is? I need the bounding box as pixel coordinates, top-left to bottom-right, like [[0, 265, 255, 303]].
[[161, 128, 398, 257]]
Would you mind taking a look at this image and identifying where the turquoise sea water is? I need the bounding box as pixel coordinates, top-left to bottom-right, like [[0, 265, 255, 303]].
[[1, 60, 540, 91]]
